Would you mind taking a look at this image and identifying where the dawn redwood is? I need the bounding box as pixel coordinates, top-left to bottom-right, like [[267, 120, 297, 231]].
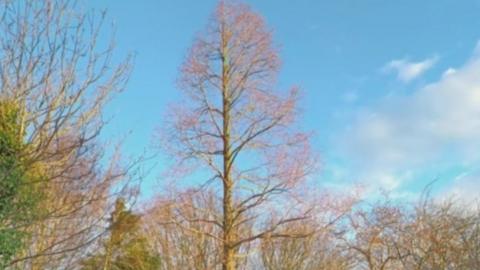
[[161, 1, 315, 269]]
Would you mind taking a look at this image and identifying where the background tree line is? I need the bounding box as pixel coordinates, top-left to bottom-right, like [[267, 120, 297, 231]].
[[0, 0, 478, 269]]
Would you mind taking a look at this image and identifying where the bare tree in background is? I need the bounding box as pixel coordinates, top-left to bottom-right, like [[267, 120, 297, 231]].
[[344, 199, 409, 270], [343, 192, 480, 270], [260, 221, 351, 270], [0, 0, 136, 268], [259, 192, 356, 270], [400, 197, 480, 269], [160, 1, 315, 269], [145, 189, 224, 270]]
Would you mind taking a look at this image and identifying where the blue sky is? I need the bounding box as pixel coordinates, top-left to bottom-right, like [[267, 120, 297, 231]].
[[87, 0, 480, 201]]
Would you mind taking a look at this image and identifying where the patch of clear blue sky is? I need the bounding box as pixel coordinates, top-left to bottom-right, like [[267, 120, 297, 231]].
[[85, 0, 480, 200]]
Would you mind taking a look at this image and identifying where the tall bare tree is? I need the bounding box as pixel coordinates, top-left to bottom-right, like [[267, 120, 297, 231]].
[[161, 1, 314, 269]]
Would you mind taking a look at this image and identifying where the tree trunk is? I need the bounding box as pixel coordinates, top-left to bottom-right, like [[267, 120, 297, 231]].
[[221, 26, 235, 270]]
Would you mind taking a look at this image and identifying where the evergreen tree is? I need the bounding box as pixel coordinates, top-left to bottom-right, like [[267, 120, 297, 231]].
[[0, 100, 41, 268], [81, 199, 161, 270]]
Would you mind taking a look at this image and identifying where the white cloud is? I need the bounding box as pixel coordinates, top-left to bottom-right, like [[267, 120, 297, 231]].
[[338, 44, 480, 194], [442, 67, 456, 77], [383, 56, 438, 82]]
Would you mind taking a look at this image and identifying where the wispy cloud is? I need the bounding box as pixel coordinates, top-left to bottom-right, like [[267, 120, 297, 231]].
[[440, 171, 480, 204], [337, 44, 480, 195], [382, 56, 438, 82]]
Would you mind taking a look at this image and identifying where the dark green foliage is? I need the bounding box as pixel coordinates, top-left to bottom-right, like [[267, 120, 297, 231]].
[[81, 199, 161, 270], [0, 101, 41, 268], [0, 101, 25, 268]]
